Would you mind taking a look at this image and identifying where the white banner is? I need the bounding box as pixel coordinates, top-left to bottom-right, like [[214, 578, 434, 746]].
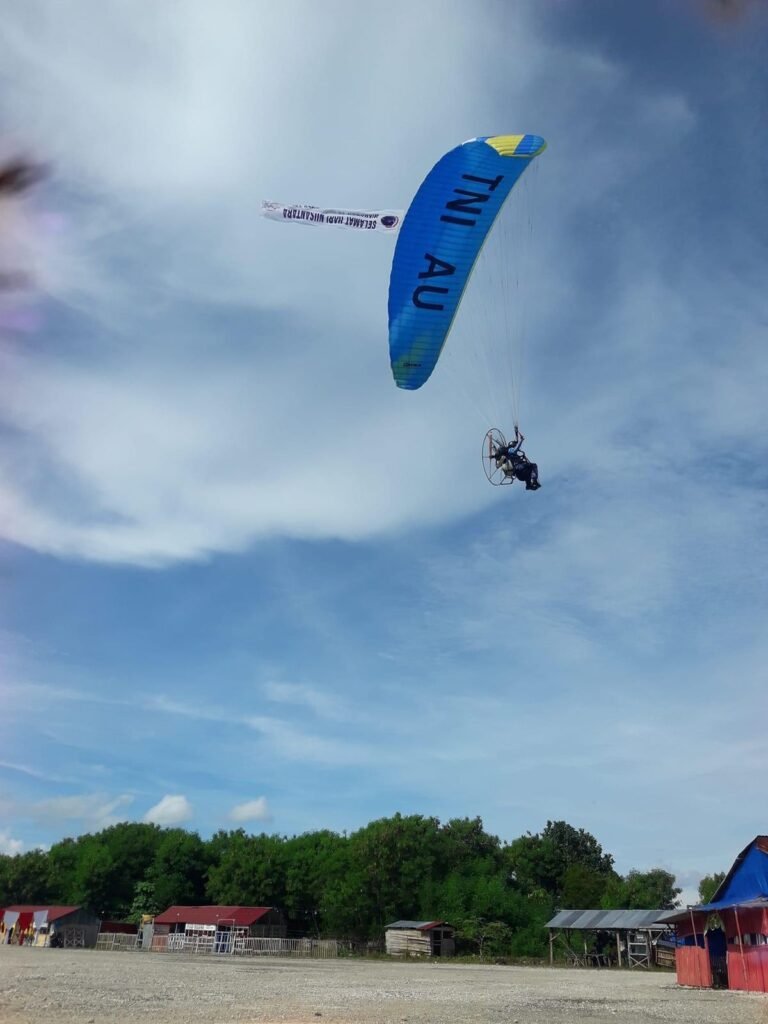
[[261, 201, 403, 233]]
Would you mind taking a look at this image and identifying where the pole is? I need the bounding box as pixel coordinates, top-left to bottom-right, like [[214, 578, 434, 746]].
[[734, 907, 748, 989], [549, 930, 553, 965], [616, 931, 621, 968], [689, 909, 701, 987]]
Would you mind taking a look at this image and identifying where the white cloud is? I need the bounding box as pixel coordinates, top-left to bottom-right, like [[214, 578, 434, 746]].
[[0, 831, 24, 855], [143, 794, 193, 826], [0, 188, 43, 291], [30, 792, 133, 829], [0, 759, 63, 782], [144, 695, 236, 724], [674, 869, 706, 909], [229, 798, 271, 824], [245, 715, 377, 768], [263, 681, 350, 721]]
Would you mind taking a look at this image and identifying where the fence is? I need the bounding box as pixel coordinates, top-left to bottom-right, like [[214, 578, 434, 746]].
[[95, 932, 141, 952], [233, 937, 340, 958], [97, 931, 341, 959]]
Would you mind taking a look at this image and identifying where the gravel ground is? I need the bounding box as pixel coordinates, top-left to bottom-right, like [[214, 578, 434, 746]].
[[1, 948, 766, 1024]]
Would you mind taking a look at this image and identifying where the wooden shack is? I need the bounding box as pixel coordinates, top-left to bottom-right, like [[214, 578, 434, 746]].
[[385, 920, 455, 957]]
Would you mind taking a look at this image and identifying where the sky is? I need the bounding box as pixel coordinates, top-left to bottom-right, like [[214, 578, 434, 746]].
[[0, 0, 766, 904]]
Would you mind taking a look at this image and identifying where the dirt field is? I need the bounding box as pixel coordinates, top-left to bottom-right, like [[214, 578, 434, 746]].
[[1, 948, 766, 1024]]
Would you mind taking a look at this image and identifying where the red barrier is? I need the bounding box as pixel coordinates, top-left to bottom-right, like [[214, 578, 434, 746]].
[[676, 946, 712, 988], [727, 946, 768, 993]]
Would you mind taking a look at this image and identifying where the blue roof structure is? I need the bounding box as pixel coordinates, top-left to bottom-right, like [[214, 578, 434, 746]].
[[660, 835, 768, 922], [706, 835, 768, 908]]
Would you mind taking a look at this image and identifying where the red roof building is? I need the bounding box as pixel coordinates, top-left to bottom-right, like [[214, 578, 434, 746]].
[[153, 905, 286, 938], [0, 905, 101, 947], [2, 905, 81, 922]]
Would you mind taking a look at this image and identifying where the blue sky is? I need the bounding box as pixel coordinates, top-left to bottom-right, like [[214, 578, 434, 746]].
[[0, 0, 766, 902]]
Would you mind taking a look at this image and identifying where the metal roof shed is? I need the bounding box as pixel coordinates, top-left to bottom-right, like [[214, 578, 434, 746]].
[[545, 908, 671, 968]]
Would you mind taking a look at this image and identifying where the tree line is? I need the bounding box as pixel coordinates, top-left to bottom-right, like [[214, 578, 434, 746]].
[[0, 815, 689, 957]]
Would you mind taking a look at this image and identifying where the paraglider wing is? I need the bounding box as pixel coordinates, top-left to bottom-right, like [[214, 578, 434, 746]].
[[387, 134, 546, 390]]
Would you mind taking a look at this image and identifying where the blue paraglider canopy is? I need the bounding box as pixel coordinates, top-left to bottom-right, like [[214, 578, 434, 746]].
[[388, 133, 546, 391]]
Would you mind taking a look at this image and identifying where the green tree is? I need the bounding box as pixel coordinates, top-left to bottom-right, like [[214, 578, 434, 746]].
[[206, 831, 287, 907], [129, 880, 161, 922], [505, 822, 612, 902], [69, 840, 115, 914], [51, 822, 163, 917], [148, 830, 209, 909], [560, 864, 611, 908], [0, 849, 52, 904], [457, 917, 511, 958], [602, 868, 680, 910], [346, 814, 444, 934], [541, 821, 614, 878], [0, 856, 9, 905], [430, 870, 468, 928], [600, 872, 629, 909], [47, 838, 80, 902], [698, 872, 726, 904], [282, 830, 345, 934], [505, 834, 562, 896], [508, 907, 552, 958], [319, 858, 373, 939], [440, 817, 502, 873]]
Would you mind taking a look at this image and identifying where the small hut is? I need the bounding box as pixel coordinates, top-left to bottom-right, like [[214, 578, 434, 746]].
[[385, 920, 455, 957]]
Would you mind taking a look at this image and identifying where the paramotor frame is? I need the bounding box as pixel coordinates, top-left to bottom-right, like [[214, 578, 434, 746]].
[[482, 427, 516, 486]]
